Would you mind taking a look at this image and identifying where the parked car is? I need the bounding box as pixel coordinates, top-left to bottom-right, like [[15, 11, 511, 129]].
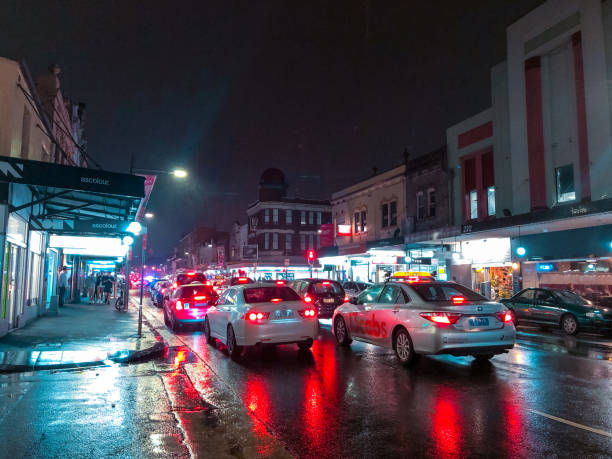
[[164, 282, 219, 331], [333, 281, 515, 365], [289, 279, 348, 318], [501, 288, 612, 335], [342, 281, 372, 301], [204, 283, 319, 359]]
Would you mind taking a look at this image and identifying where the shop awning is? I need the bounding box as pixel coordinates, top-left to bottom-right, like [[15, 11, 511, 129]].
[[0, 155, 144, 234]]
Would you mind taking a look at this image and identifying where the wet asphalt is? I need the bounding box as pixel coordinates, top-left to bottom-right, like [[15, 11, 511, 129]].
[[0, 297, 610, 458]]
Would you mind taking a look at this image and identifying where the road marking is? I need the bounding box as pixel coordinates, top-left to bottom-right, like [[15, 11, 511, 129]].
[[529, 409, 612, 438]]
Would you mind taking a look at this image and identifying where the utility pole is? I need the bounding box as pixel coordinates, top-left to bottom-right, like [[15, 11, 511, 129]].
[[138, 226, 147, 337]]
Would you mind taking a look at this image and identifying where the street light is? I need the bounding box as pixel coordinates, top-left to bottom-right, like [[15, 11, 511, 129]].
[[122, 235, 134, 246], [145, 212, 154, 219], [173, 169, 187, 178]]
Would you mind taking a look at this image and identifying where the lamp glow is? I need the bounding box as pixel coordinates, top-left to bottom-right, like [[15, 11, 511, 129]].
[[126, 221, 142, 235], [516, 247, 526, 257], [173, 169, 187, 178], [122, 235, 134, 246], [145, 212, 154, 219]]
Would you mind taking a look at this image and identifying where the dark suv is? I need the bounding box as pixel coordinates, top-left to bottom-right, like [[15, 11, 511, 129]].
[[289, 279, 347, 318]]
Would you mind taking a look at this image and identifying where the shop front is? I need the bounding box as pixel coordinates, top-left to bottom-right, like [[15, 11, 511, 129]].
[[511, 224, 612, 301]]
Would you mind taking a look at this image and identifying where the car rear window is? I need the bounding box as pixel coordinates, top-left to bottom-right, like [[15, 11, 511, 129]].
[[310, 281, 343, 295], [177, 273, 207, 284], [244, 287, 301, 303], [412, 283, 486, 302], [180, 285, 215, 298]]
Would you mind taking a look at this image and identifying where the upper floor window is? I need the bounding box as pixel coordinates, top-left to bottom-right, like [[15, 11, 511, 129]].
[[555, 164, 575, 203], [470, 190, 478, 219], [360, 211, 367, 232], [417, 192, 425, 220], [487, 186, 496, 216], [354, 212, 360, 233], [390, 201, 397, 226], [286, 209, 293, 224], [301, 211, 306, 225], [316, 212, 322, 225], [309, 211, 314, 225], [273, 208, 279, 223], [264, 232, 270, 249], [285, 233, 292, 251], [382, 203, 389, 228], [272, 232, 278, 249], [264, 209, 270, 223], [300, 234, 306, 250], [309, 234, 314, 249], [428, 189, 436, 218]]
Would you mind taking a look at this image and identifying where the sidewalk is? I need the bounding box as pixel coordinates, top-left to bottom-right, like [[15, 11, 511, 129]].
[[0, 300, 165, 372]]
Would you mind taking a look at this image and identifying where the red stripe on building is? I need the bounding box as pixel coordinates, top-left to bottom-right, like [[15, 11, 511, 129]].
[[458, 121, 493, 149], [572, 31, 591, 201], [524, 56, 547, 210]]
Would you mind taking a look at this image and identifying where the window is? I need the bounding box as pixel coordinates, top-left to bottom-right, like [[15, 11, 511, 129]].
[[285, 233, 292, 251], [487, 186, 496, 216], [428, 190, 436, 218], [470, 190, 478, 219], [309, 211, 314, 224], [354, 212, 360, 233], [356, 285, 384, 304], [272, 233, 278, 249], [286, 209, 293, 224], [382, 203, 389, 228], [317, 212, 322, 225], [273, 208, 279, 223], [360, 211, 367, 232], [390, 201, 397, 226], [300, 234, 306, 250], [264, 209, 270, 223], [379, 285, 409, 304], [417, 192, 425, 220], [555, 164, 575, 202], [308, 234, 314, 249], [515, 289, 535, 301], [264, 232, 270, 250], [301, 211, 306, 225]]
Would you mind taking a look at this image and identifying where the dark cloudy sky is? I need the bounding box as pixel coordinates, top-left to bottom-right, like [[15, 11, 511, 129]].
[[0, 0, 543, 260]]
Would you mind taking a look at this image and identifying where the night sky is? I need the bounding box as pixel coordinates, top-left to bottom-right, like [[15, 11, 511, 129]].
[[1, 0, 544, 260]]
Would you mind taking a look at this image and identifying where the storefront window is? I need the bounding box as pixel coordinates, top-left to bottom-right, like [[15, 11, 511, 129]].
[[7, 215, 27, 247], [555, 164, 575, 202]]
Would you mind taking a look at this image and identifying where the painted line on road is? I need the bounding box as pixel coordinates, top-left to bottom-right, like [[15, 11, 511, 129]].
[[529, 409, 612, 438]]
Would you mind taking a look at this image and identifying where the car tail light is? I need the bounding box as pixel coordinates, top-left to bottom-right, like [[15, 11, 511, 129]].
[[187, 272, 196, 276], [276, 280, 285, 286], [298, 308, 317, 318], [176, 300, 183, 310], [496, 311, 513, 323], [450, 295, 466, 305], [173, 282, 178, 289], [161, 288, 166, 294], [246, 311, 269, 321], [420, 312, 462, 325], [322, 281, 331, 286], [238, 277, 249, 283], [194, 295, 207, 300], [343, 295, 349, 303], [304, 295, 313, 304]]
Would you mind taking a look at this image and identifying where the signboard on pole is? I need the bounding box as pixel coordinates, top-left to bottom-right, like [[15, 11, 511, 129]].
[[135, 174, 157, 222], [241, 244, 258, 260], [217, 246, 225, 266]]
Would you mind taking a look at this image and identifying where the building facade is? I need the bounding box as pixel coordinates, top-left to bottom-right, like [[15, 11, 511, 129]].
[[445, 0, 612, 299]]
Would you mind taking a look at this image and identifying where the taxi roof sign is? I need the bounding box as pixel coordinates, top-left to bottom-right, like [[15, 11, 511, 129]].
[[391, 271, 435, 282]]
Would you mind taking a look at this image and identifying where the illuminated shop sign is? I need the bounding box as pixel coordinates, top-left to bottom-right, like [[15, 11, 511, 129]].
[[337, 225, 352, 236], [536, 263, 556, 272]]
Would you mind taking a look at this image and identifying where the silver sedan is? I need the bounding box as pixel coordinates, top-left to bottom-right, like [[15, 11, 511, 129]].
[[332, 281, 515, 365]]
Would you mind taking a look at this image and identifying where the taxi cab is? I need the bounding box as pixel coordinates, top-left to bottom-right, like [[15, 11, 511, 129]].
[[332, 276, 515, 365]]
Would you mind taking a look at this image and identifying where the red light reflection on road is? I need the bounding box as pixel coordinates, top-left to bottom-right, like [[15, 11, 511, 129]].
[[174, 348, 188, 368], [431, 387, 463, 458], [502, 393, 526, 456], [244, 376, 274, 456]]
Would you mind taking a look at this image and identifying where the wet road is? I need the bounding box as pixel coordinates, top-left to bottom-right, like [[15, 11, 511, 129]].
[[145, 300, 612, 458]]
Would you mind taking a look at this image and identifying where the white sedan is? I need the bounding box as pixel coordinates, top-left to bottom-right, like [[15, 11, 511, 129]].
[[332, 280, 515, 365], [204, 282, 319, 359]]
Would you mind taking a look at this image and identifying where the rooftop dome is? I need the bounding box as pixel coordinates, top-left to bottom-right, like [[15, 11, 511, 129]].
[[258, 168, 288, 201]]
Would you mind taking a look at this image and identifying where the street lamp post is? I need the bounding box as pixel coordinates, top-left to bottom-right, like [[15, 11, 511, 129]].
[[138, 224, 148, 337]]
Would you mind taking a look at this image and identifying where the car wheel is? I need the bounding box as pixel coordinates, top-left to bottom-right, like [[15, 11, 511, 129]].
[[204, 317, 215, 345], [474, 354, 494, 361], [163, 308, 170, 326], [334, 316, 352, 346], [226, 325, 242, 360], [393, 328, 416, 366], [561, 314, 578, 335], [297, 338, 313, 350]]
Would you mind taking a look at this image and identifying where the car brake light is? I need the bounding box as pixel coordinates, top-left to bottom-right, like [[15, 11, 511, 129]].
[[238, 277, 249, 283], [270, 298, 283, 303], [187, 272, 196, 276], [420, 312, 462, 325], [173, 282, 178, 289], [276, 280, 285, 286], [304, 295, 313, 304], [176, 300, 183, 310], [246, 311, 269, 321], [161, 288, 166, 294], [343, 295, 349, 303], [450, 295, 466, 305], [496, 311, 513, 323], [194, 295, 207, 300], [322, 281, 330, 286], [298, 308, 317, 318]]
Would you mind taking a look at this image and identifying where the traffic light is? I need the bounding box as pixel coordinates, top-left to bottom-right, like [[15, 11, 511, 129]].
[[306, 249, 316, 262]]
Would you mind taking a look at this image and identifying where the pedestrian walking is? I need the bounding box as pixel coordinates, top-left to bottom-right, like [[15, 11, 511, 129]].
[[95, 273, 103, 303], [85, 273, 96, 303], [103, 274, 114, 304], [58, 266, 68, 307]]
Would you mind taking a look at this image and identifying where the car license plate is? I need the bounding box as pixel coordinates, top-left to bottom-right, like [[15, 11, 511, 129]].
[[323, 298, 334, 304], [183, 303, 190, 309], [274, 310, 293, 319], [469, 317, 489, 327], [194, 302, 206, 308]]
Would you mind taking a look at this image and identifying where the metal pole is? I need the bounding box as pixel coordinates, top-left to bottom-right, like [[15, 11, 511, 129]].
[[125, 246, 130, 311], [138, 227, 147, 337]]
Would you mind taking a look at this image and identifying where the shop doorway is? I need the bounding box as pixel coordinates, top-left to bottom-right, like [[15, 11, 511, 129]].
[[473, 266, 513, 300], [2, 243, 26, 328]]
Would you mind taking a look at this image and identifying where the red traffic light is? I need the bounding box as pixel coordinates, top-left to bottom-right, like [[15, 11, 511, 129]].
[[306, 249, 316, 261]]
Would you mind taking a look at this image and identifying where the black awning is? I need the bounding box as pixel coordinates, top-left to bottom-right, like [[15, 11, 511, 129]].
[[0, 155, 144, 233]]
